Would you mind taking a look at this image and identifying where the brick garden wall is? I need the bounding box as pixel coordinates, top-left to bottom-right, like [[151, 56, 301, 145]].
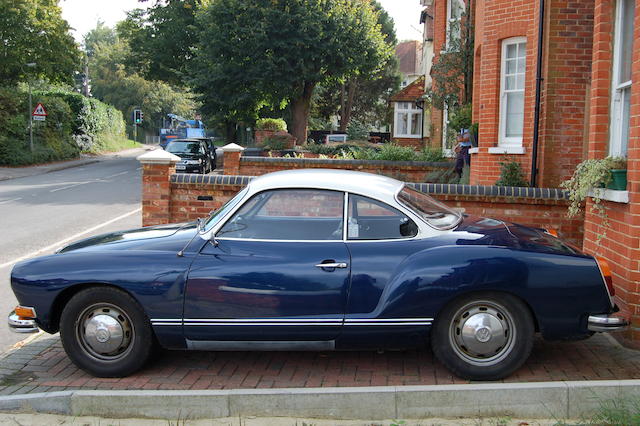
[[234, 156, 453, 183], [142, 170, 584, 247], [582, 0, 640, 347]]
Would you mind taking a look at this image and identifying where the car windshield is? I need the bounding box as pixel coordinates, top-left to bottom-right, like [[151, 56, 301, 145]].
[[166, 141, 199, 154], [397, 185, 462, 230], [203, 187, 248, 232]]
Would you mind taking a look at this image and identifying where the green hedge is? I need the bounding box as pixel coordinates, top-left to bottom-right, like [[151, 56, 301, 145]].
[[0, 87, 129, 165]]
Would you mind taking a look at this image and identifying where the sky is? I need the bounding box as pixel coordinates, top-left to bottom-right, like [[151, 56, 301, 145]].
[[60, 0, 424, 44]]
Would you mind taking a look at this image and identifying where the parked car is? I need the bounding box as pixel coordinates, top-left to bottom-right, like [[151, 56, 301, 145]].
[[8, 170, 627, 379], [164, 139, 214, 174]]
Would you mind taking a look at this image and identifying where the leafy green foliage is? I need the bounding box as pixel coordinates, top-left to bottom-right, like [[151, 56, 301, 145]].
[[256, 118, 287, 132], [0, 0, 81, 86], [84, 22, 197, 134], [118, 0, 202, 87], [589, 397, 640, 425], [190, 0, 393, 143], [311, 143, 448, 163], [347, 120, 370, 141], [427, 6, 474, 111], [495, 157, 529, 187], [311, 1, 400, 131], [0, 86, 128, 165], [447, 104, 472, 133], [262, 135, 290, 151]]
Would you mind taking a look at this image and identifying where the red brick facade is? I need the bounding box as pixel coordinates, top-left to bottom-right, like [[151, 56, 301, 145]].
[[467, 0, 595, 186], [582, 0, 640, 347]]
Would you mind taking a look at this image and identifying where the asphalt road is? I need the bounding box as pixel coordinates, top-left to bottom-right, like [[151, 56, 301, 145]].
[[0, 149, 148, 352]]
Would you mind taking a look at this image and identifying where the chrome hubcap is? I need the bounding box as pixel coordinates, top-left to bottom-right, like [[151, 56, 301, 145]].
[[449, 301, 515, 366], [77, 304, 134, 361]]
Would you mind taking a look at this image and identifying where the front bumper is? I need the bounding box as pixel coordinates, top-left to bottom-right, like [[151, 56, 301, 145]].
[[8, 311, 39, 333], [587, 313, 629, 332]]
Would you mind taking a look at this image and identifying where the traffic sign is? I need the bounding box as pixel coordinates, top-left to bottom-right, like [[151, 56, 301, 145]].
[[33, 115, 46, 121], [32, 103, 47, 117]]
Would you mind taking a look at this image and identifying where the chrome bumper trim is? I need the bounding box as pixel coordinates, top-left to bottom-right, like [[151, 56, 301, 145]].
[[8, 311, 39, 333], [587, 314, 629, 332]]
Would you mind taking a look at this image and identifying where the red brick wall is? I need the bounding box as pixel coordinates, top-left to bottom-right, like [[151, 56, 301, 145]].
[[582, 0, 640, 347], [234, 157, 453, 183], [469, 0, 594, 187], [393, 138, 426, 149], [470, 0, 539, 185], [139, 164, 584, 247], [537, 0, 595, 187]]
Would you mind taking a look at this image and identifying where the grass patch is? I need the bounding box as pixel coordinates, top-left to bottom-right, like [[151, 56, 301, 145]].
[[84, 137, 140, 154]]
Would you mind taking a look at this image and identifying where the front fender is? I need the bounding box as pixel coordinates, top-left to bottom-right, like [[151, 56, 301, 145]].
[[11, 250, 192, 339]]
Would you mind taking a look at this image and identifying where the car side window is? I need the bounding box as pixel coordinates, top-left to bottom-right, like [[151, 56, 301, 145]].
[[217, 189, 344, 240], [348, 194, 418, 240]]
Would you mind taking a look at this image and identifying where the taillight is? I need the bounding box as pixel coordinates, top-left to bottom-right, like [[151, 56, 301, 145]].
[[545, 228, 559, 237], [596, 257, 615, 297]]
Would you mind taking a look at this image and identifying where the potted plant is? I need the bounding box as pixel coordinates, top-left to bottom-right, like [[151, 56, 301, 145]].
[[561, 156, 627, 241], [607, 157, 627, 190]]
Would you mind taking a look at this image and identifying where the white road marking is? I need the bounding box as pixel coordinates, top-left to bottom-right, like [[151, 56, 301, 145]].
[[49, 182, 91, 192], [105, 171, 129, 179], [0, 197, 23, 205], [0, 208, 142, 270]]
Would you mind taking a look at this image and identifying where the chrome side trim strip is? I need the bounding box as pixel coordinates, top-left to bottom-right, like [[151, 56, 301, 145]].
[[151, 318, 435, 327]]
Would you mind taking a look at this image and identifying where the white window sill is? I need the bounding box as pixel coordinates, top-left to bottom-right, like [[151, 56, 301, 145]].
[[488, 146, 525, 155], [469, 147, 479, 154], [394, 135, 422, 139], [587, 188, 629, 203]]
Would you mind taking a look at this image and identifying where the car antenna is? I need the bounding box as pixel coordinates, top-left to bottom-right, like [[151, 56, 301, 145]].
[[177, 218, 202, 257]]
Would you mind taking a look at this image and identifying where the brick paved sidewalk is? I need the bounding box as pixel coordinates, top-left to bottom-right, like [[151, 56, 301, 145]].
[[0, 333, 638, 396]]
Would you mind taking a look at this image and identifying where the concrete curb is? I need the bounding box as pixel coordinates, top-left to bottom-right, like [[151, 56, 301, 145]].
[[0, 380, 638, 420]]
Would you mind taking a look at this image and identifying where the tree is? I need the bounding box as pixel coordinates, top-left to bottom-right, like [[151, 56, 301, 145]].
[[84, 22, 197, 132], [428, 3, 474, 111], [118, 0, 202, 87], [0, 0, 81, 85], [311, 1, 400, 131], [190, 0, 392, 143]]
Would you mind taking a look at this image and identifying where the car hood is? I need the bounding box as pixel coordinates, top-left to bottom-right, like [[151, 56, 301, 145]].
[[171, 153, 200, 160], [58, 222, 200, 254], [452, 215, 582, 256]]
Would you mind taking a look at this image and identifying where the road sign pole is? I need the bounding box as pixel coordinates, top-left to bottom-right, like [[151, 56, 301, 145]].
[[134, 123, 137, 143], [28, 82, 33, 153]]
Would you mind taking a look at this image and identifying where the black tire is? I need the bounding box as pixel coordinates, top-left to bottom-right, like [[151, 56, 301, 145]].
[[59, 287, 154, 377], [431, 292, 534, 381]]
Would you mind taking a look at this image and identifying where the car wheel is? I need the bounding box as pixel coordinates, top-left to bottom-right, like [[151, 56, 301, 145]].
[[431, 292, 534, 380], [59, 287, 154, 377]]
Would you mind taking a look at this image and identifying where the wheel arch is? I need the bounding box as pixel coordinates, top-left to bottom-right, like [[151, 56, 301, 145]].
[[433, 289, 541, 333], [46, 282, 149, 334]]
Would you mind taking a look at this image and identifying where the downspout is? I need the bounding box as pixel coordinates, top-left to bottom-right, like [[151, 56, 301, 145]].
[[531, 0, 545, 187]]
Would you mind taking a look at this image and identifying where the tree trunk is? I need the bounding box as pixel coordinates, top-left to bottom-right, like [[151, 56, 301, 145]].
[[290, 82, 315, 144], [338, 79, 358, 132]]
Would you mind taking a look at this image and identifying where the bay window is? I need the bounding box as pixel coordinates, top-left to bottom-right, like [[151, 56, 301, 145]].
[[499, 37, 527, 148], [610, 0, 635, 157]]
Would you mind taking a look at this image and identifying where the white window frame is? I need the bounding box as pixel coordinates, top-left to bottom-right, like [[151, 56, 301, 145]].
[[446, 0, 465, 49], [394, 102, 422, 138], [609, 0, 635, 157], [498, 37, 527, 148]]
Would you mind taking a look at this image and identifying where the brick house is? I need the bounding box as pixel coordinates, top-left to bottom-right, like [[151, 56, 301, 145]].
[[426, 0, 639, 346], [582, 0, 639, 347], [389, 77, 427, 148]]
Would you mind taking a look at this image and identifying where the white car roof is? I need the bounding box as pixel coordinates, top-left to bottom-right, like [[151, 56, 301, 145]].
[[247, 169, 405, 200]]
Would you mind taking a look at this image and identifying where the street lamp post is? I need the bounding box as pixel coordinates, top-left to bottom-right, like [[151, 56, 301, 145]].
[[25, 63, 36, 153]]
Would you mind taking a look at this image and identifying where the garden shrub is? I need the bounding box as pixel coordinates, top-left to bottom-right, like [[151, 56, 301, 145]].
[[346, 120, 370, 141], [262, 135, 290, 151], [256, 118, 287, 131], [495, 157, 529, 187], [0, 86, 129, 165]]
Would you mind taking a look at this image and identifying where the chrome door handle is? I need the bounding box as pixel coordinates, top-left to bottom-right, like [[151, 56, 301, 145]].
[[315, 262, 348, 269]]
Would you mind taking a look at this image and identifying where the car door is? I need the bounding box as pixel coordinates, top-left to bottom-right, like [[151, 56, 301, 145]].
[[184, 188, 351, 342], [341, 194, 429, 348]]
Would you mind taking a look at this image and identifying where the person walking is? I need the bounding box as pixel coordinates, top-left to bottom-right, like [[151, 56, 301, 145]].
[[454, 128, 472, 179]]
